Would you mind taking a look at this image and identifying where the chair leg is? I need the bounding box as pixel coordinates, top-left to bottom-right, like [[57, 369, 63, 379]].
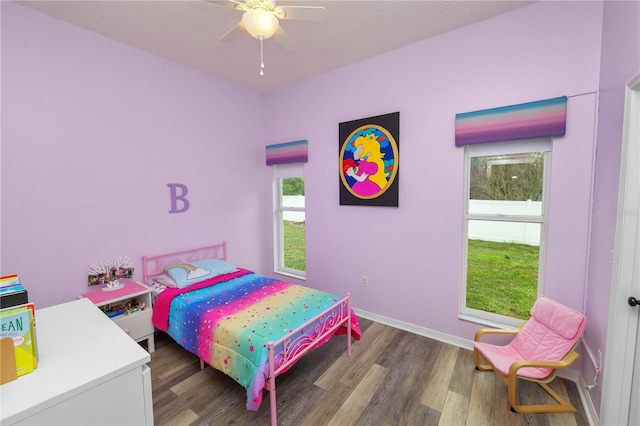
[[473, 349, 493, 371], [507, 372, 519, 411], [535, 382, 577, 413], [507, 376, 577, 414]]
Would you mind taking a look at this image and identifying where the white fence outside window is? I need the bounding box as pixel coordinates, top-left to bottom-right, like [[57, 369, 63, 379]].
[[469, 199, 542, 246], [282, 195, 305, 222]]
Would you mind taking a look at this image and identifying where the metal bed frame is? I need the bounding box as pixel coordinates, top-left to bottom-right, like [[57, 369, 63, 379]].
[[142, 242, 353, 425]]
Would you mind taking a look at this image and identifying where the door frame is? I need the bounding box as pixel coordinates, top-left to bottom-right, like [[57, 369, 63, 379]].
[[600, 71, 640, 425]]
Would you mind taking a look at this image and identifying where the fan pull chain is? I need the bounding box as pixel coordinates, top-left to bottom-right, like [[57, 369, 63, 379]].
[[259, 35, 265, 76]]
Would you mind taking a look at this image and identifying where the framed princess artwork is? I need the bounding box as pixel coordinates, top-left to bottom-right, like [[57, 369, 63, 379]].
[[339, 112, 400, 207]]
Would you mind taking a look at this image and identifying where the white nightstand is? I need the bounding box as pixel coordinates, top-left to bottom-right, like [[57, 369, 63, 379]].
[[80, 281, 155, 353]]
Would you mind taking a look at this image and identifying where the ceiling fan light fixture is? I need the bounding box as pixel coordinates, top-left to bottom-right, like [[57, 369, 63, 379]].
[[242, 8, 279, 40]]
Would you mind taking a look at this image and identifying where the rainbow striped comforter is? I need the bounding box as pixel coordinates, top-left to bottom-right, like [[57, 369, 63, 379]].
[[152, 269, 361, 411]]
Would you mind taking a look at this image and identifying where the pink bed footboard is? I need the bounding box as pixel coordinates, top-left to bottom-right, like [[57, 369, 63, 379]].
[[266, 293, 353, 426]]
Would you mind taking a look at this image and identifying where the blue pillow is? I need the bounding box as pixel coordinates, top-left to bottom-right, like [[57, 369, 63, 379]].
[[164, 259, 238, 288]]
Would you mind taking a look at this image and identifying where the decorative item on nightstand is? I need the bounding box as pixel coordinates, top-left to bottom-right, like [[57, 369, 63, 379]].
[[88, 256, 134, 291], [80, 281, 155, 353]]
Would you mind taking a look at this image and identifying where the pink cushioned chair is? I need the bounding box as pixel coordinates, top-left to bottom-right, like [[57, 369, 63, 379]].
[[473, 296, 586, 414]]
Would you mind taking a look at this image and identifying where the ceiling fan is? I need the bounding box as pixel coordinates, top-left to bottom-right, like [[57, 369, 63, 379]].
[[210, 0, 327, 51]]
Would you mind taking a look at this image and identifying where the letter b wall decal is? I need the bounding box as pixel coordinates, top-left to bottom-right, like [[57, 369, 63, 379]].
[[168, 183, 190, 213]]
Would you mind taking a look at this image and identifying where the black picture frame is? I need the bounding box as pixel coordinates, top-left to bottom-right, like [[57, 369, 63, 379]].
[[339, 112, 400, 207]]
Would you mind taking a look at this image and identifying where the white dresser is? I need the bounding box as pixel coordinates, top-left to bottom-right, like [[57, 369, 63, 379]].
[[0, 298, 153, 425]]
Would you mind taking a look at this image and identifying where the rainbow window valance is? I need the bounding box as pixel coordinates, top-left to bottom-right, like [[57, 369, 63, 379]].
[[266, 140, 308, 165], [455, 96, 567, 146]]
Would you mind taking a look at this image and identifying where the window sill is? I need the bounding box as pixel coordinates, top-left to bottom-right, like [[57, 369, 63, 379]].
[[275, 270, 306, 281], [459, 312, 523, 330]]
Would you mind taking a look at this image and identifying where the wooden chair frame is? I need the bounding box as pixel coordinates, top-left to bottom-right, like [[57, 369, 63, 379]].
[[473, 326, 581, 414]]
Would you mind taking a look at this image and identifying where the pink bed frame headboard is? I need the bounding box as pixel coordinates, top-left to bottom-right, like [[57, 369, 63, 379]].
[[141, 242, 227, 285]]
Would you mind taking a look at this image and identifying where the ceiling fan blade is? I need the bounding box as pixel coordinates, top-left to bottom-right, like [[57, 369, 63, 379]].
[[205, 0, 248, 12], [275, 6, 327, 22], [273, 27, 295, 51], [220, 22, 246, 42]]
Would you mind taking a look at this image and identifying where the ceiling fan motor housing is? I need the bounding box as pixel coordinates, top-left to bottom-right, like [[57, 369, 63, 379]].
[[244, 0, 277, 12]]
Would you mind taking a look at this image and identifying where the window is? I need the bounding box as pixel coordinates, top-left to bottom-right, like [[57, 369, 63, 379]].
[[461, 139, 551, 326], [274, 163, 305, 279]]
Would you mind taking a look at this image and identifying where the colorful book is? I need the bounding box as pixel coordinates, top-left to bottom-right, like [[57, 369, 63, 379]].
[[0, 303, 38, 377], [20, 303, 39, 363], [0, 275, 21, 288], [0, 284, 25, 294]]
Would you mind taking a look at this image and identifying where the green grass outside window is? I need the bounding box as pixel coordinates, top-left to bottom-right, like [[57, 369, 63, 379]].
[[466, 239, 539, 319], [283, 220, 306, 271]]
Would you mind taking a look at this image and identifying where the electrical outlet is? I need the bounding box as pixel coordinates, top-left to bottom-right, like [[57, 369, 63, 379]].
[[362, 276, 369, 287]]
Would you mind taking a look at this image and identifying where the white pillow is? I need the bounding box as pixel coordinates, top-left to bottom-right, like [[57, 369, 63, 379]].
[[152, 273, 178, 288]]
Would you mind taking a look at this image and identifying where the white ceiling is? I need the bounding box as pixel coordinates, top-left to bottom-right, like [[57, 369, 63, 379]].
[[18, 0, 534, 93]]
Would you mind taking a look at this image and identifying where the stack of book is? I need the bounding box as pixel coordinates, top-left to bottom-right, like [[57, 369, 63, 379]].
[[1, 274, 29, 309], [0, 275, 38, 384]]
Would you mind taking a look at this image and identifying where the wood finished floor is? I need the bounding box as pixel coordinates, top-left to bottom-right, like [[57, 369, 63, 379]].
[[148, 318, 589, 426]]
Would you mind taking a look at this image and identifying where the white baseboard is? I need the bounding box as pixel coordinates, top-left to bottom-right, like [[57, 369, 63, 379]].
[[575, 374, 599, 426], [354, 308, 474, 351], [354, 308, 598, 425]]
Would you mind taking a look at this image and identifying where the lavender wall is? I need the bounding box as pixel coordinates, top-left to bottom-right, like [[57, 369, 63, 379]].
[[585, 0, 640, 414], [263, 0, 603, 359], [2, 0, 637, 419], [1, 2, 266, 308]]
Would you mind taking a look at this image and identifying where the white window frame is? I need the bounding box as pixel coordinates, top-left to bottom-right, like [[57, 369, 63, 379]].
[[273, 163, 306, 280], [460, 138, 552, 328]]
